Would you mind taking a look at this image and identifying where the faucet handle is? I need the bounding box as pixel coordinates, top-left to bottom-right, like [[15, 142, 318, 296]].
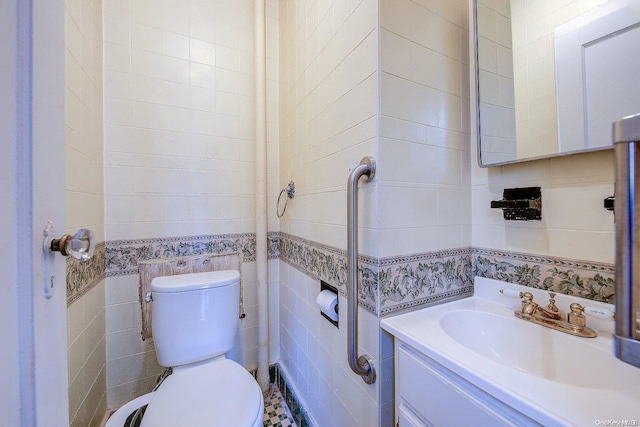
[[568, 303, 586, 328], [499, 288, 524, 298], [520, 292, 537, 315], [569, 302, 584, 313], [521, 291, 534, 303]]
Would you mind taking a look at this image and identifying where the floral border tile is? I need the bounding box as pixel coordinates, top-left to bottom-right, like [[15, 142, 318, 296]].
[[279, 232, 377, 312], [81, 232, 617, 314], [472, 247, 615, 304], [378, 248, 474, 315], [104, 232, 280, 277], [68, 233, 278, 306], [67, 242, 106, 306], [279, 233, 474, 315], [268, 231, 280, 259]]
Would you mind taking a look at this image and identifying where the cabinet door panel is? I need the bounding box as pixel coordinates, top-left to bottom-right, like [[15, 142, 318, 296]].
[[398, 403, 431, 427], [397, 344, 539, 426]]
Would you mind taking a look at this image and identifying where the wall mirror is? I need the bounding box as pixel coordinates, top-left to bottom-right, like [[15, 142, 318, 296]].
[[474, 0, 640, 167]]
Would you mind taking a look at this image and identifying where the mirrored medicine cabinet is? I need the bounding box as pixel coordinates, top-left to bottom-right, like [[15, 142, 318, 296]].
[[474, 0, 640, 167]]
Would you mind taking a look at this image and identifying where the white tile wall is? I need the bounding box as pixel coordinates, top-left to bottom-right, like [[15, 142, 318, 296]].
[[64, 0, 106, 425], [103, 0, 271, 241], [104, 274, 162, 409], [67, 282, 106, 427], [280, 0, 474, 423], [65, 0, 105, 242], [379, 0, 472, 257], [278, 0, 384, 425], [279, 262, 380, 427], [471, 145, 615, 263], [103, 0, 280, 410]]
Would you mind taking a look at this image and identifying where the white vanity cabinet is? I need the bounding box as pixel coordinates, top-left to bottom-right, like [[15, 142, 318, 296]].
[[395, 342, 540, 427]]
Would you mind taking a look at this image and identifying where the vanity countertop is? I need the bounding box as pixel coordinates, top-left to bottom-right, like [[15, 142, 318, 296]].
[[381, 277, 640, 426]]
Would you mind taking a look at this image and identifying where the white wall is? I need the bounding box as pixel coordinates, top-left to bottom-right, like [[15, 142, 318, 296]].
[[102, 0, 280, 409], [103, 0, 256, 240], [471, 146, 615, 263], [278, 0, 381, 425], [278, 0, 380, 255], [379, 0, 472, 256], [279, 0, 473, 424], [64, 0, 106, 425]]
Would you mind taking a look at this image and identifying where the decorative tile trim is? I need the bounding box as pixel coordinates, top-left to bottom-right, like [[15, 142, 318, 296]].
[[104, 232, 280, 277], [66, 242, 106, 306], [279, 233, 377, 313], [278, 233, 474, 316], [97, 231, 617, 312], [472, 247, 615, 304], [268, 231, 280, 259], [377, 248, 474, 315]]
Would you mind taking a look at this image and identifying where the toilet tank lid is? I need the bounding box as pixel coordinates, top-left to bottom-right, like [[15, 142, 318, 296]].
[[151, 270, 240, 293]]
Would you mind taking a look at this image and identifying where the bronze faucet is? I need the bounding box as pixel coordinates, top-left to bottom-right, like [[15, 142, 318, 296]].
[[514, 292, 597, 338], [534, 292, 564, 320]]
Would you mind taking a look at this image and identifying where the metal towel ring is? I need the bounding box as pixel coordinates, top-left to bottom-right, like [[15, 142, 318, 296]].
[[276, 181, 295, 218]]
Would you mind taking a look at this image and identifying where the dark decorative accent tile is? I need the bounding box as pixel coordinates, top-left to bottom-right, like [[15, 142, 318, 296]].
[[472, 247, 615, 304], [66, 242, 106, 306], [248, 364, 303, 427], [271, 363, 311, 427]]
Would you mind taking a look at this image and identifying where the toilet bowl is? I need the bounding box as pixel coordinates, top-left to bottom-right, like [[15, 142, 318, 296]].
[[141, 358, 263, 427], [105, 393, 153, 427], [105, 270, 263, 427]]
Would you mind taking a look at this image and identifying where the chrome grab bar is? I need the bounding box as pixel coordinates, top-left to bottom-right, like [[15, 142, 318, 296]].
[[613, 113, 640, 369], [347, 156, 376, 384]]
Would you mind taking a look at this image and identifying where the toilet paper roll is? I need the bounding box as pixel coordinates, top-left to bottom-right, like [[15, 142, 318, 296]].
[[316, 289, 338, 322]]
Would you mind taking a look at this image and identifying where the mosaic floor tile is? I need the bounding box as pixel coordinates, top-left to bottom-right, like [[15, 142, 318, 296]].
[[263, 383, 297, 427]]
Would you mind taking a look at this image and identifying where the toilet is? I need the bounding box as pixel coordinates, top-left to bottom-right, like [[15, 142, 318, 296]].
[[106, 270, 264, 427]]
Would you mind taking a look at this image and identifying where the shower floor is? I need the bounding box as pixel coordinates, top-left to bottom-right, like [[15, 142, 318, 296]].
[[263, 383, 297, 427]]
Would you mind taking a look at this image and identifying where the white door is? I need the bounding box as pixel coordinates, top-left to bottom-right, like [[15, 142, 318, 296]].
[[0, 0, 68, 425]]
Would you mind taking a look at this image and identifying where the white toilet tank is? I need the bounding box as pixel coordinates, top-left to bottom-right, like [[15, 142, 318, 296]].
[[151, 270, 240, 367]]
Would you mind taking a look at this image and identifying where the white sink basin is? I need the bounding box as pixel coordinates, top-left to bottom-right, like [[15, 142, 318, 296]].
[[439, 310, 634, 389], [381, 277, 640, 426]]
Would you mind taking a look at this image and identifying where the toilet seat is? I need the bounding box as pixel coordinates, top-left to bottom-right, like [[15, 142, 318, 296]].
[[140, 358, 263, 427]]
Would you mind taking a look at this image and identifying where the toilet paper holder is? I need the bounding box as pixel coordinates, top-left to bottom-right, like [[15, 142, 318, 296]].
[[319, 281, 339, 328]]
